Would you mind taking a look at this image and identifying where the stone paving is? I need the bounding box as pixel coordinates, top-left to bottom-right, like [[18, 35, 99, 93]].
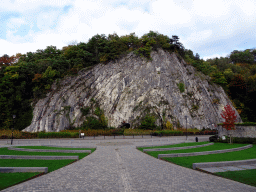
[[1, 136, 256, 192]]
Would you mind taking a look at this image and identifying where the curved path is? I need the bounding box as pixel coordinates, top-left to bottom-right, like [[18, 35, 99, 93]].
[[1, 136, 256, 192]]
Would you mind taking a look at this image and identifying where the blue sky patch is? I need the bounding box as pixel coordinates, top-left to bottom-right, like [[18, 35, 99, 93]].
[[63, 5, 72, 13]]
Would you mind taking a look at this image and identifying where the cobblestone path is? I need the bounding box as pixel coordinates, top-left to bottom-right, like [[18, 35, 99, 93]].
[[2, 137, 256, 192]]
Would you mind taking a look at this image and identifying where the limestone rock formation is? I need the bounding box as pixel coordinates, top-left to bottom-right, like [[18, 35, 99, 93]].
[[23, 49, 242, 132]]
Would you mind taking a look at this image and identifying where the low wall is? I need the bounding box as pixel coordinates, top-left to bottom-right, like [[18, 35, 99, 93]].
[[158, 144, 252, 159], [193, 159, 256, 169], [218, 125, 256, 138]]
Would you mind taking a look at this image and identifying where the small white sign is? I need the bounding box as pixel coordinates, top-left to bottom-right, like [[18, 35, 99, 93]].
[[222, 136, 226, 140], [81, 133, 84, 136]]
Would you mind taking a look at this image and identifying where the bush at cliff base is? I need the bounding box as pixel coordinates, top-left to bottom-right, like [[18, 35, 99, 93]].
[[38, 132, 79, 138], [212, 136, 256, 144]]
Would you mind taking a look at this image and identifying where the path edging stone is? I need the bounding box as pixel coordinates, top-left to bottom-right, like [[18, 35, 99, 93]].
[[136, 142, 186, 148], [41, 145, 97, 149], [158, 144, 253, 159], [0, 155, 79, 160], [193, 159, 256, 169], [143, 142, 214, 152], [0, 167, 48, 173], [8, 147, 91, 153]]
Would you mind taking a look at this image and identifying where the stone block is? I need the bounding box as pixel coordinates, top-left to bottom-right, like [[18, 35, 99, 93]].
[[193, 158, 256, 169], [0, 167, 48, 173], [158, 144, 252, 159], [0, 155, 79, 160], [220, 166, 246, 171], [8, 147, 91, 153], [143, 142, 213, 152], [200, 167, 227, 173]]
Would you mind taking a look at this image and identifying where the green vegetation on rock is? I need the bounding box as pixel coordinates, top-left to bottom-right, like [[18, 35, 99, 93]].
[[1, 30, 256, 131]]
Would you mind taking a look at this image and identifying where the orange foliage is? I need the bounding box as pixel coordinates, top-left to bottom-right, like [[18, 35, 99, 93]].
[[32, 74, 42, 82]]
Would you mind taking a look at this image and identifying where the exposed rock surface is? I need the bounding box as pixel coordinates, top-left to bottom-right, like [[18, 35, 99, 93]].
[[23, 49, 242, 132]]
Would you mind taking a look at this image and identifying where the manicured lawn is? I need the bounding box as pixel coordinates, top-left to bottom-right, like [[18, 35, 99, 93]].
[[14, 146, 92, 150], [0, 159, 75, 172], [155, 143, 256, 188], [161, 145, 256, 169], [215, 169, 256, 187], [0, 146, 96, 190], [137, 141, 209, 151], [144, 143, 248, 158], [0, 172, 40, 191], [0, 147, 96, 159], [0, 159, 74, 190]]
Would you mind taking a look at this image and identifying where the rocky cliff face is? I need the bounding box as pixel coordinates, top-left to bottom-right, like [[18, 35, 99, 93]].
[[23, 49, 242, 132]]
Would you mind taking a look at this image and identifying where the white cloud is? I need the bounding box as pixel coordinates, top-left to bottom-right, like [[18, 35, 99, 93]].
[[238, 0, 256, 16], [192, 0, 230, 18], [6, 18, 26, 31], [1, 0, 256, 59], [151, 0, 191, 24], [203, 53, 229, 61], [0, 0, 73, 12], [184, 30, 213, 44]]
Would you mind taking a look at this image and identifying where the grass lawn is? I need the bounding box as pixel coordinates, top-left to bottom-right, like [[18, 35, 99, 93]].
[[14, 146, 93, 150], [153, 143, 256, 188], [0, 172, 40, 191], [0, 146, 96, 190], [161, 145, 256, 169], [215, 169, 256, 187], [137, 141, 209, 151], [0, 159, 75, 172], [143, 143, 248, 158]]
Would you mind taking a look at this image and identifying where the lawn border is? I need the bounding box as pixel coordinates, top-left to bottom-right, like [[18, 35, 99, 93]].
[[0, 159, 78, 191], [0, 167, 48, 173], [136, 141, 186, 148], [143, 142, 214, 152], [8, 146, 91, 153], [193, 159, 256, 169], [159, 156, 256, 188], [158, 144, 253, 159]]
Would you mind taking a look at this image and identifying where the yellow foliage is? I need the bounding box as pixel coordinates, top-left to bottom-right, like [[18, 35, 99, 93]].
[[166, 121, 173, 130], [100, 54, 108, 63], [0, 129, 22, 138], [4, 66, 20, 79], [237, 109, 242, 114]]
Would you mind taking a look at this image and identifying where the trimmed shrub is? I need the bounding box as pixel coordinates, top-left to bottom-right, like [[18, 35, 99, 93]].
[[217, 136, 256, 144], [21, 132, 38, 139], [0, 135, 8, 139], [151, 130, 183, 136], [124, 129, 153, 135], [209, 135, 218, 142], [38, 132, 79, 138]]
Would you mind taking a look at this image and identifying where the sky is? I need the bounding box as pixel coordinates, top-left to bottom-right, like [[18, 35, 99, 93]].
[[0, 0, 256, 61]]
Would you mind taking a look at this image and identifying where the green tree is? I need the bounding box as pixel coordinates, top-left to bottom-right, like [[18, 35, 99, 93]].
[[140, 114, 157, 130], [211, 72, 227, 85], [230, 50, 254, 64]]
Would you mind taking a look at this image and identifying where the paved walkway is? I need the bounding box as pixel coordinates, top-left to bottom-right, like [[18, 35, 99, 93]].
[[1, 136, 256, 192]]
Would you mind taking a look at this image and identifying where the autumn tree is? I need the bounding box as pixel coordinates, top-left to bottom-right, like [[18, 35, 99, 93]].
[[0, 54, 15, 68], [220, 104, 237, 144]]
